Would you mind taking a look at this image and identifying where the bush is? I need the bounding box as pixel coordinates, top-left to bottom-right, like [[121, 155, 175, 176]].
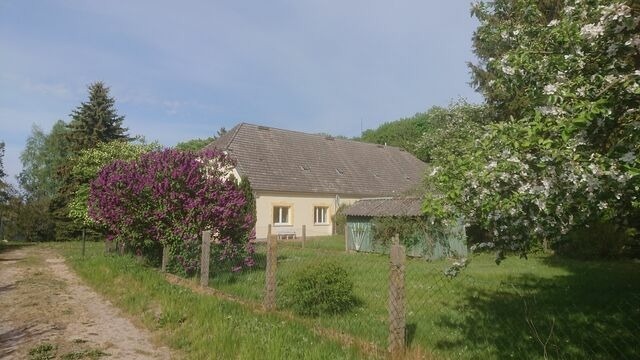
[[282, 261, 357, 317], [554, 221, 633, 260], [332, 204, 347, 235]]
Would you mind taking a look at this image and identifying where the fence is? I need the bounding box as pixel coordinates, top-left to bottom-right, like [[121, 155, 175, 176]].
[[158, 229, 640, 359]]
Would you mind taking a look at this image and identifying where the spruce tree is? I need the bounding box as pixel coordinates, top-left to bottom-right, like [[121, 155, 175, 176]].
[[53, 82, 131, 240], [67, 82, 130, 152]]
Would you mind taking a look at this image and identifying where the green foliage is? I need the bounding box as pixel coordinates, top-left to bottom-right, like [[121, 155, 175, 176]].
[[18, 121, 71, 199], [0, 141, 8, 204], [175, 137, 215, 151], [371, 216, 427, 248], [52, 82, 133, 241], [362, 101, 487, 162], [13, 197, 56, 242], [424, 0, 640, 259], [332, 204, 348, 235], [175, 127, 227, 151], [554, 222, 635, 260], [61, 242, 362, 359], [282, 261, 357, 317], [67, 82, 130, 153], [360, 113, 430, 160], [68, 140, 158, 225], [28, 343, 56, 360], [0, 141, 5, 179]]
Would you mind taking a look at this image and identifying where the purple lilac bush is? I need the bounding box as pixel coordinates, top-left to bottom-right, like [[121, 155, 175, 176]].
[[88, 148, 255, 274]]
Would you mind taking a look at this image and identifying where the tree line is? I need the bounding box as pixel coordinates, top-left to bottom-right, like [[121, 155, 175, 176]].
[[0, 82, 225, 242]]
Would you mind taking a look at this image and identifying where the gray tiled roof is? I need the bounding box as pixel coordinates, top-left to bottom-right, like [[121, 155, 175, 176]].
[[206, 123, 426, 196], [343, 197, 424, 217]]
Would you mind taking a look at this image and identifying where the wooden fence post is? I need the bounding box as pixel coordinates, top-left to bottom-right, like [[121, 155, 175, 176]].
[[81, 228, 86, 258], [161, 244, 169, 272], [267, 224, 272, 241], [389, 233, 406, 359], [344, 224, 349, 252], [302, 225, 306, 248], [200, 230, 211, 287], [264, 233, 277, 310]]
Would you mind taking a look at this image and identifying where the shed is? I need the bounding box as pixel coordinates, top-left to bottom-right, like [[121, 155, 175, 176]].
[[343, 197, 467, 260]]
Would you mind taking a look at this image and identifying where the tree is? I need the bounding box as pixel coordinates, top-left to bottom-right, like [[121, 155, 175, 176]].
[[175, 137, 216, 151], [0, 141, 7, 202], [424, 0, 640, 259], [52, 82, 132, 240], [67, 82, 130, 152], [360, 114, 430, 159], [68, 140, 159, 226], [18, 121, 71, 199], [360, 101, 487, 162], [175, 127, 227, 151], [0, 141, 9, 240]]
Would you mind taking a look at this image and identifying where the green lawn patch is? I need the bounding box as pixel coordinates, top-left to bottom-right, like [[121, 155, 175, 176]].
[[207, 236, 640, 360], [56, 239, 640, 360], [56, 242, 364, 360]]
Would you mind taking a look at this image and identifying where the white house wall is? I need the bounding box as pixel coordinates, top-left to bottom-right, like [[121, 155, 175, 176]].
[[254, 191, 360, 239]]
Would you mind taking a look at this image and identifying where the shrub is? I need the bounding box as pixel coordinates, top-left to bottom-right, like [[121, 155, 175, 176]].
[[554, 221, 632, 260], [282, 261, 357, 317], [88, 148, 255, 275], [332, 204, 347, 235]]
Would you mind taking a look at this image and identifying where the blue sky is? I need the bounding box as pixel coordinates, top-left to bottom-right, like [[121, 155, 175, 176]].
[[0, 1, 481, 185]]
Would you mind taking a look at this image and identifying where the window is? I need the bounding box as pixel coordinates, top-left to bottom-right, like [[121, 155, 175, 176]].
[[314, 206, 329, 224], [273, 206, 290, 225]]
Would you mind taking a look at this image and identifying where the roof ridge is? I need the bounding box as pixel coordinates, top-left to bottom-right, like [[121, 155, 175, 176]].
[[225, 122, 244, 148]]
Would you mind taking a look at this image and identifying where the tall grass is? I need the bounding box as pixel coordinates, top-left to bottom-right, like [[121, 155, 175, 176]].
[[209, 236, 640, 359], [56, 242, 364, 360]]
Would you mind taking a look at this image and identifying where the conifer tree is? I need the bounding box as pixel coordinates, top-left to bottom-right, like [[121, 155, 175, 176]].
[[67, 82, 130, 152]]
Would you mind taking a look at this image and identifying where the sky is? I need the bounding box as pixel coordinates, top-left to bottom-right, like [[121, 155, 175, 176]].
[[0, 0, 482, 186]]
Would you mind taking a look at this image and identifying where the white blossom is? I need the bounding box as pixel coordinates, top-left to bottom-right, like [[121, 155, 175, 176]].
[[543, 84, 558, 95], [502, 65, 515, 76], [536, 106, 565, 116], [547, 19, 560, 27], [620, 151, 635, 163], [580, 23, 604, 39]]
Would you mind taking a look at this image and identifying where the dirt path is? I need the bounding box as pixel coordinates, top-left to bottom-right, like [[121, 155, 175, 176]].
[[0, 244, 173, 359]]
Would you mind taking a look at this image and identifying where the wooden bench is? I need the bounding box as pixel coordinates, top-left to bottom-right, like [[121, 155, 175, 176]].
[[275, 228, 296, 240]]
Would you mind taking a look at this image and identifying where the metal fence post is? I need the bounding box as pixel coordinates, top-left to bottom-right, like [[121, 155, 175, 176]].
[[265, 232, 277, 310], [200, 230, 211, 287], [389, 233, 406, 359]]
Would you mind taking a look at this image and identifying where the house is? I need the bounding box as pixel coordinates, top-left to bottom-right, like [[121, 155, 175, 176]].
[[206, 123, 427, 239], [343, 197, 467, 260]]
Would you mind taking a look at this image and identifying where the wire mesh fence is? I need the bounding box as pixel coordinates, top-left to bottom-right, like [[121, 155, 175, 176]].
[[156, 230, 639, 359]]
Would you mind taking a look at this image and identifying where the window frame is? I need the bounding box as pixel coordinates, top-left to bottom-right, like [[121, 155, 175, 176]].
[[314, 206, 329, 225], [273, 206, 291, 225]]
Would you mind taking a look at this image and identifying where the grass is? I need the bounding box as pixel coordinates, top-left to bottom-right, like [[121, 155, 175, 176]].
[[51, 237, 640, 359], [208, 236, 640, 359], [53, 241, 365, 360]]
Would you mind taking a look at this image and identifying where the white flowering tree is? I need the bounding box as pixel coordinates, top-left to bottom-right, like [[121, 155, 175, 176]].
[[423, 0, 639, 260]]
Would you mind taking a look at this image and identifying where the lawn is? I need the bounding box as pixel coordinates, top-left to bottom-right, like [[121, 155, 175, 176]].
[[54, 241, 366, 360], [52, 237, 640, 359], [208, 236, 640, 360]]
